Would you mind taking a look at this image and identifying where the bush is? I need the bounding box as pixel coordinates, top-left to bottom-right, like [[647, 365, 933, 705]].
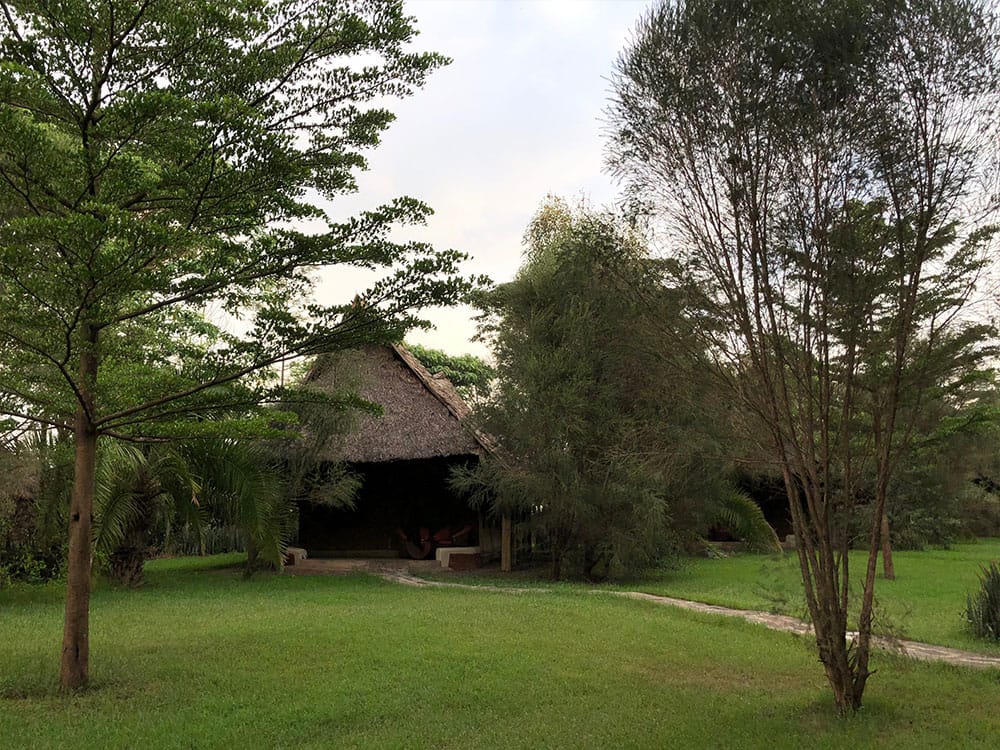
[[964, 562, 1000, 640], [164, 522, 246, 557], [0, 494, 66, 585], [954, 486, 1000, 539], [890, 506, 962, 551], [0, 547, 62, 586]]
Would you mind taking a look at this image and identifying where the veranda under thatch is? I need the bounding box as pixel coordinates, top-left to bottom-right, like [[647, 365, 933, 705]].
[[294, 344, 505, 566]]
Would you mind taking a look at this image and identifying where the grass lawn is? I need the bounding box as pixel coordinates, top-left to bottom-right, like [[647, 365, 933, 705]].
[[632, 539, 1000, 654], [2, 555, 1000, 749], [424, 540, 1000, 654]]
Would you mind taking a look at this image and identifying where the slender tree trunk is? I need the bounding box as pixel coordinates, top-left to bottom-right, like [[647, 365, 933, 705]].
[[60, 326, 98, 691], [786, 485, 858, 714], [501, 514, 512, 573], [848, 483, 889, 707], [880, 509, 895, 580], [551, 537, 563, 580]]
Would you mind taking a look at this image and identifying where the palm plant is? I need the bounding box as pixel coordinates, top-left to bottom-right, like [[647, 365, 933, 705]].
[[94, 442, 203, 586], [709, 487, 782, 553], [94, 438, 290, 585], [0, 429, 72, 581], [186, 440, 291, 572]]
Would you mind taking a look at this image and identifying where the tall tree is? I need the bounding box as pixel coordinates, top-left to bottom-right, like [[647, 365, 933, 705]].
[[0, 0, 471, 689], [609, 0, 999, 712], [457, 199, 745, 579]]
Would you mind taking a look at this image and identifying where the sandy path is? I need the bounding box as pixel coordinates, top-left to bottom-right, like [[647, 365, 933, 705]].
[[378, 571, 1000, 670]]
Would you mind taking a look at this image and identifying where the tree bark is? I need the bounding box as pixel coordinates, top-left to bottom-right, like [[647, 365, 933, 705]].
[[60, 327, 98, 690], [880, 509, 895, 580], [501, 514, 512, 573], [784, 473, 860, 715]]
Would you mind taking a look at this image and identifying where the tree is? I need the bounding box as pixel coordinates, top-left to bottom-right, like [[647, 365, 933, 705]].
[[0, 0, 472, 689], [406, 343, 494, 402], [609, 0, 999, 712], [93, 440, 199, 586], [859, 344, 998, 550], [457, 199, 752, 579]]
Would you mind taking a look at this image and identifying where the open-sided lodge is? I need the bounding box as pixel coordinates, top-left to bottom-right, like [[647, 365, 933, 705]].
[[294, 344, 508, 569]]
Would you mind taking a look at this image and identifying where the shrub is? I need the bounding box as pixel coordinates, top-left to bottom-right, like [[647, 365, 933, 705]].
[[954, 485, 1000, 539], [964, 562, 1000, 640], [0, 494, 67, 585], [164, 522, 246, 557], [890, 506, 962, 551], [0, 547, 61, 586]]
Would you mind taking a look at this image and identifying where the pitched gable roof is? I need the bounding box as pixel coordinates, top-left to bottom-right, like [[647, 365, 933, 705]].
[[304, 344, 489, 464]]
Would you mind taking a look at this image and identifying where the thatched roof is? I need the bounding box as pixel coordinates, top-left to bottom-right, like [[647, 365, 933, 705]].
[[304, 344, 488, 464], [0, 446, 39, 499]]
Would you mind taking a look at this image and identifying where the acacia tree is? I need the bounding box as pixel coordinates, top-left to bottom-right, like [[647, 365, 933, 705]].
[[609, 0, 999, 712], [0, 0, 472, 690]]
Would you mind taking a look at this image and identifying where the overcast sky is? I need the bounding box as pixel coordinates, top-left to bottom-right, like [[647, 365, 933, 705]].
[[311, 0, 651, 357]]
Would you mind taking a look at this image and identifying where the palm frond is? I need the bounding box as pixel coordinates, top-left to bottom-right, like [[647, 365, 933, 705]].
[[185, 440, 290, 567], [93, 443, 148, 555], [712, 488, 781, 553]]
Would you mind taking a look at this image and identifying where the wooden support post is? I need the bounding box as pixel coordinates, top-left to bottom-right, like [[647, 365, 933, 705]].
[[501, 514, 512, 573]]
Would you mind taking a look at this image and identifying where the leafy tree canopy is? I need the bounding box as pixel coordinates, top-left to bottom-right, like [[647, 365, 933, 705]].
[[608, 0, 1000, 713], [406, 342, 494, 401], [0, 0, 475, 689], [457, 198, 741, 579], [0, 0, 473, 439]]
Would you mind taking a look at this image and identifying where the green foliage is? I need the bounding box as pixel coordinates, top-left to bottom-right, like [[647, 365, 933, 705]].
[[965, 561, 1000, 640], [189, 439, 291, 571], [712, 489, 781, 553], [459, 198, 732, 579], [165, 523, 246, 557], [955, 484, 1000, 539], [406, 343, 494, 401], [872, 385, 1000, 549], [93, 442, 201, 563], [0, 1, 475, 681], [0, 0, 474, 449], [22, 434, 291, 584], [609, 0, 1000, 711], [0, 433, 70, 583], [0, 547, 53, 587]]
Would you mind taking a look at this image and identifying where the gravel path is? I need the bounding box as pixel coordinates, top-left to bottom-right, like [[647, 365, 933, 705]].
[[378, 571, 1000, 670]]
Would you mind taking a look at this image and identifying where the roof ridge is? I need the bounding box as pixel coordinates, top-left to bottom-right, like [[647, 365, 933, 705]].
[[390, 343, 493, 454]]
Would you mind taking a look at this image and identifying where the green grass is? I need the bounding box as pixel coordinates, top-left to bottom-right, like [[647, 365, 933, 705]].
[[631, 539, 1000, 653], [2, 555, 1000, 749], [425, 540, 1000, 654]]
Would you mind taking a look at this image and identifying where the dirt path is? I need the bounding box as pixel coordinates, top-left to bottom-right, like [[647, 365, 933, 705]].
[[379, 571, 1000, 670]]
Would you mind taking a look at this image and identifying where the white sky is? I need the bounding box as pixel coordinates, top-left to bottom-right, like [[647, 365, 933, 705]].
[[312, 0, 651, 358]]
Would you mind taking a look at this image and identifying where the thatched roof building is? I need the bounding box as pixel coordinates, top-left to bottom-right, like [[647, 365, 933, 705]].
[[295, 344, 501, 563], [305, 344, 489, 463], [0, 446, 38, 500]]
